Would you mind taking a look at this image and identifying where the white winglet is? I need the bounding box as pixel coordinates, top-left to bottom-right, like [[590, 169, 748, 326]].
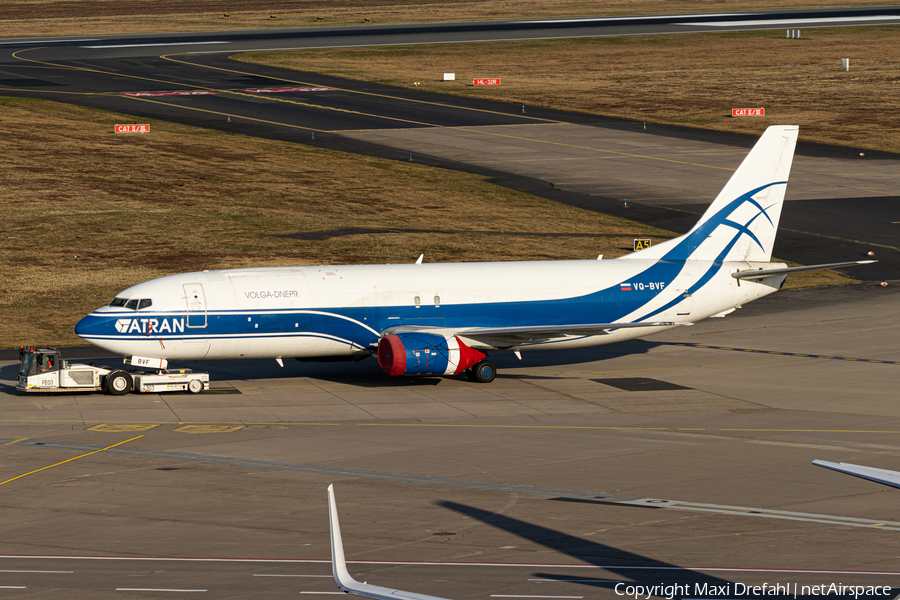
[[812, 460, 900, 489], [327, 485, 452, 600]]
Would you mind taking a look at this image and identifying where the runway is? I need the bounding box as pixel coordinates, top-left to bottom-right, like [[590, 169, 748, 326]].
[[2, 8, 900, 598]]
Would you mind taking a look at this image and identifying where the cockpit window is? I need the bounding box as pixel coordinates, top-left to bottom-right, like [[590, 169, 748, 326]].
[[109, 297, 152, 310]]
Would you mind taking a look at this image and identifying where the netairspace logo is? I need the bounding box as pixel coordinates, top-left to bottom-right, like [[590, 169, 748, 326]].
[[613, 582, 893, 600]]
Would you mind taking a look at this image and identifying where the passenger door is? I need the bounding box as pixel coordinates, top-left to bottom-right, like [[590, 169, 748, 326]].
[[183, 283, 209, 343]]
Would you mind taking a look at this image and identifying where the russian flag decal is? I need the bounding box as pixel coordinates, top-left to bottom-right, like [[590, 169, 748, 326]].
[[621, 283, 632, 291]]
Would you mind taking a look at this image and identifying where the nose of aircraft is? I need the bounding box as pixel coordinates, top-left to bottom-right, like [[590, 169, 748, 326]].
[[74, 312, 105, 340]]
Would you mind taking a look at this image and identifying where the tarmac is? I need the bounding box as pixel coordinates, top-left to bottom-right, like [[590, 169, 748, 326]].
[[1, 11, 899, 598], [1, 280, 899, 599]]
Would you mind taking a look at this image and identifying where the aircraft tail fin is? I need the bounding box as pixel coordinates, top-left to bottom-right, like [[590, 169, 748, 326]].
[[625, 125, 799, 262]]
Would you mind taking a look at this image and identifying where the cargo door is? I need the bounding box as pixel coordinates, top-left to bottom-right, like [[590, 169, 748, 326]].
[[674, 274, 694, 316]]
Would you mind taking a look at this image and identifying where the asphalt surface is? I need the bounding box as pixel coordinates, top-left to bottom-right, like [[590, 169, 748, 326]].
[[1, 10, 900, 598], [2, 282, 900, 599]]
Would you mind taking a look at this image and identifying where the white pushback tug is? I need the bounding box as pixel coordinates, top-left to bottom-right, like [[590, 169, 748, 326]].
[[15, 346, 209, 395]]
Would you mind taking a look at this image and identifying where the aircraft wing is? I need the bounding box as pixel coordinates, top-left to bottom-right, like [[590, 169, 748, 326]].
[[385, 321, 690, 348], [812, 460, 900, 489], [328, 485, 452, 600], [732, 260, 875, 280]]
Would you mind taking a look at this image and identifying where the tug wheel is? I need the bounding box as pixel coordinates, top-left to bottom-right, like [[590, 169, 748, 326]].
[[105, 371, 132, 395]]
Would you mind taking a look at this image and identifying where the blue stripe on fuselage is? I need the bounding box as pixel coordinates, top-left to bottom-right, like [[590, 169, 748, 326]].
[[75, 264, 679, 345]]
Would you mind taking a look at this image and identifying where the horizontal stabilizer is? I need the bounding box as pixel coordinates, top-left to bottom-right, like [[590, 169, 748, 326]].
[[812, 460, 900, 489], [328, 485, 452, 600], [733, 260, 876, 280]]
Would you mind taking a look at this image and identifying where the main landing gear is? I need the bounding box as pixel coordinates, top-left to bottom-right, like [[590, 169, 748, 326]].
[[465, 359, 496, 383]]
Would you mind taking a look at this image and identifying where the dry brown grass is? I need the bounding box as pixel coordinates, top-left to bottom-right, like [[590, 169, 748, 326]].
[[240, 26, 900, 154], [1, 96, 679, 348], [0, 0, 879, 38]]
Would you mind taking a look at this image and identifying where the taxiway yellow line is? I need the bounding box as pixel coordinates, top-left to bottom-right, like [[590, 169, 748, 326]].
[[447, 127, 899, 198], [2, 421, 900, 435], [118, 95, 330, 132], [453, 126, 737, 171], [0, 435, 143, 487], [777, 225, 900, 253], [160, 53, 565, 125], [4, 438, 27, 446], [355, 423, 900, 434], [12, 48, 436, 128]]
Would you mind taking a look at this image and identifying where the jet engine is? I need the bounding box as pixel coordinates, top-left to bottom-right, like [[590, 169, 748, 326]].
[[378, 332, 486, 377]]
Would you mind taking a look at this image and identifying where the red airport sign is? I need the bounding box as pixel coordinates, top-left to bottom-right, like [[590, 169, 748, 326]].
[[732, 108, 765, 117], [115, 124, 150, 133], [473, 78, 501, 86], [240, 87, 335, 93], [121, 91, 218, 97]]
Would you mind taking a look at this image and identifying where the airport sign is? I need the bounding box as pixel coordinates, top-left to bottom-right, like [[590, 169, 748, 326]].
[[115, 124, 150, 133], [732, 108, 765, 117], [474, 78, 501, 86]]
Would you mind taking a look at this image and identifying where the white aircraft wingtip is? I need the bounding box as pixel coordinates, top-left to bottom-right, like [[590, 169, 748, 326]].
[[328, 484, 355, 591], [813, 460, 900, 489], [326, 486, 454, 600]]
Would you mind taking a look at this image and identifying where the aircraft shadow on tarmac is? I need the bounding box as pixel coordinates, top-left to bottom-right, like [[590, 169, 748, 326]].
[[0, 340, 657, 395], [439, 501, 899, 599], [0, 340, 658, 393], [186, 339, 660, 386]]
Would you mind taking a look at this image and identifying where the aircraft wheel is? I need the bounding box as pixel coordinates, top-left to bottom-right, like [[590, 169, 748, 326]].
[[105, 371, 132, 395], [467, 360, 496, 383], [188, 379, 204, 394]]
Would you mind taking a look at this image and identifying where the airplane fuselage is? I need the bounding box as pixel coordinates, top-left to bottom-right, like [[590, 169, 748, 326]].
[[75, 258, 784, 362]]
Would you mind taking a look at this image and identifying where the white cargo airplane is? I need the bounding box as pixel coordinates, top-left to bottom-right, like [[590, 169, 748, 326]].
[[75, 125, 872, 383]]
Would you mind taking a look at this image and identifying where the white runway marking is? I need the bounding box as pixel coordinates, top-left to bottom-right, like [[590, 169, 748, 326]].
[[0, 39, 101, 45], [299, 592, 345, 595], [0, 586, 27, 589], [518, 14, 737, 24], [0, 570, 72, 573], [491, 594, 584, 598], [253, 574, 331, 577], [529, 579, 619, 583], [6, 555, 900, 575], [684, 15, 900, 26], [115, 589, 207, 593], [82, 42, 229, 48]]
